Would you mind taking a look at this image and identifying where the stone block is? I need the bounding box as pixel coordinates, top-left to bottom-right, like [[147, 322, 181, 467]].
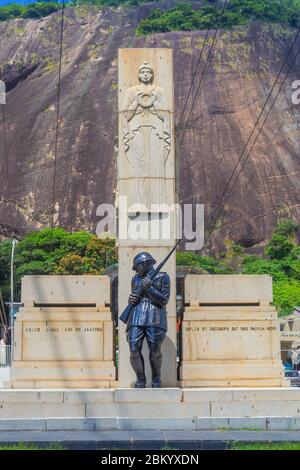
[[21, 275, 110, 307], [183, 307, 277, 322], [0, 390, 63, 403], [196, 418, 229, 430], [86, 403, 210, 419], [114, 418, 196, 431], [266, 417, 294, 431], [179, 361, 287, 388], [233, 388, 300, 402], [45, 418, 95, 431], [185, 275, 273, 306], [63, 390, 114, 403], [180, 322, 281, 362], [0, 419, 46, 431], [211, 401, 300, 417], [0, 403, 85, 419], [227, 417, 266, 430], [183, 389, 234, 403], [5, 380, 114, 389], [9, 362, 115, 380], [114, 388, 182, 403]]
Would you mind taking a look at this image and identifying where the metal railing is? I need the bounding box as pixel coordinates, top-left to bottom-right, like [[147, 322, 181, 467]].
[[0, 344, 12, 367]]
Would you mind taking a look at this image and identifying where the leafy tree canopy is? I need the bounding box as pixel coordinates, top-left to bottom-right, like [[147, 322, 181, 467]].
[[0, 228, 117, 300], [0, 219, 299, 317], [177, 218, 299, 316], [136, 0, 300, 36]]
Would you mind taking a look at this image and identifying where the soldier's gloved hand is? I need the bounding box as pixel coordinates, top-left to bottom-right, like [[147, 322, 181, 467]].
[[129, 293, 140, 305], [140, 276, 152, 291]]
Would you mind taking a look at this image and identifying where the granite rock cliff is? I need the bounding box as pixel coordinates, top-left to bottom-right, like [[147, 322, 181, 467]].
[[0, 2, 299, 253]]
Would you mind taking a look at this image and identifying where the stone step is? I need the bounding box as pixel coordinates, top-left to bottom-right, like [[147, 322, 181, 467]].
[[0, 416, 299, 431], [0, 388, 300, 419], [0, 388, 300, 418]]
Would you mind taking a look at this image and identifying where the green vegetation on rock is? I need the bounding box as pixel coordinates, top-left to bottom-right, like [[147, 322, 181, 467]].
[[1, 0, 300, 32], [0, 2, 61, 22], [136, 0, 300, 36], [0, 0, 151, 22]]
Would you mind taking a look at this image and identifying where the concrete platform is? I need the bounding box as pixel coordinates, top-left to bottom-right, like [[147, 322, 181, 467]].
[[0, 388, 299, 426]]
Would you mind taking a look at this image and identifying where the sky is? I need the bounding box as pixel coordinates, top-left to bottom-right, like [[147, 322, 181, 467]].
[[0, 0, 38, 4], [0, 0, 64, 5]]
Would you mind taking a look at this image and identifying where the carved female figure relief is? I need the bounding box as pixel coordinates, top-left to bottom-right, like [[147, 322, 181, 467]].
[[123, 62, 171, 207]]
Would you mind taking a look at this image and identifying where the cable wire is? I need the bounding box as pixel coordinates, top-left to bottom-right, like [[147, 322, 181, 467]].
[[51, 0, 65, 229], [205, 30, 300, 244], [177, 0, 230, 149], [176, 0, 221, 134]]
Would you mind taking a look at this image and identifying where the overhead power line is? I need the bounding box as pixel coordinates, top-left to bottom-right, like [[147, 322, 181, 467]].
[[205, 30, 300, 245], [176, 0, 221, 134], [51, 0, 65, 229], [177, 0, 230, 150]]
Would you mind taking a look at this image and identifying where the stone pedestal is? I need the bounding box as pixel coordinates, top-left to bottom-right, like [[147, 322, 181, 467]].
[[6, 276, 117, 389], [117, 49, 177, 387], [179, 275, 288, 387]]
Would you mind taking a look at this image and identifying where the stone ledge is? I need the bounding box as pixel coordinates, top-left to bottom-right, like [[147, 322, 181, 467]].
[[0, 416, 300, 432], [0, 387, 299, 404]]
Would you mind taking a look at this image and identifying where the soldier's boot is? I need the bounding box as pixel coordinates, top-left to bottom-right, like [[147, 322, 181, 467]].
[[130, 351, 146, 388], [149, 351, 162, 388]]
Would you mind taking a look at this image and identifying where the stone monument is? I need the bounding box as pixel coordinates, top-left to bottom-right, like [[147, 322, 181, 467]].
[[6, 275, 117, 388], [179, 275, 288, 387], [117, 49, 177, 387]]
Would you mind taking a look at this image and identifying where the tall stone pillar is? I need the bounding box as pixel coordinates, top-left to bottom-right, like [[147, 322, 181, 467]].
[[117, 49, 177, 387]]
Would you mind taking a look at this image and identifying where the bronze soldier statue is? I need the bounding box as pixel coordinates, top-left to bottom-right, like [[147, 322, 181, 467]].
[[123, 252, 170, 388]]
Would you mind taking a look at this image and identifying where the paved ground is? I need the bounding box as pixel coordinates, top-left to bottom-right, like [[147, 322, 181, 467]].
[[0, 430, 300, 449]]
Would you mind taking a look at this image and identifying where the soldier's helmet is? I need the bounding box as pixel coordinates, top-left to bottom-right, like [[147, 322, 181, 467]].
[[132, 252, 156, 271]]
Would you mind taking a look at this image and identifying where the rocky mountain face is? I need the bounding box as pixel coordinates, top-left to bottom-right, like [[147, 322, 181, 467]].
[[0, 2, 300, 253]]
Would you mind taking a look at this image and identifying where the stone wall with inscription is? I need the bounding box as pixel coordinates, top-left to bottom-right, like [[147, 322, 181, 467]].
[[179, 275, 288, 388], [6, 276, 117, 389]]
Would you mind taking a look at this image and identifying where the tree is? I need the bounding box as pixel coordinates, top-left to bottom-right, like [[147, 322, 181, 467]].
[[265, 234, 295, 260], [0, 228, 117, 302]]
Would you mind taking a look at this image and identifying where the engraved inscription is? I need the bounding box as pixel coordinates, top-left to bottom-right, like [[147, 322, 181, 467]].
[[185, 325, 278, 332]]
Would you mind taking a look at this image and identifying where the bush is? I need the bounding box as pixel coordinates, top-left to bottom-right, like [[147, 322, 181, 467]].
[[273, 279, 300, 317], [265, 233, 295, 260], [23, 2, 61, 19], [176, 251, 233, 273]]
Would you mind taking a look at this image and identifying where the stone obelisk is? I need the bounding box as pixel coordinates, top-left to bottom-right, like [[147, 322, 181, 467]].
[[117, 49, 177, 387]]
